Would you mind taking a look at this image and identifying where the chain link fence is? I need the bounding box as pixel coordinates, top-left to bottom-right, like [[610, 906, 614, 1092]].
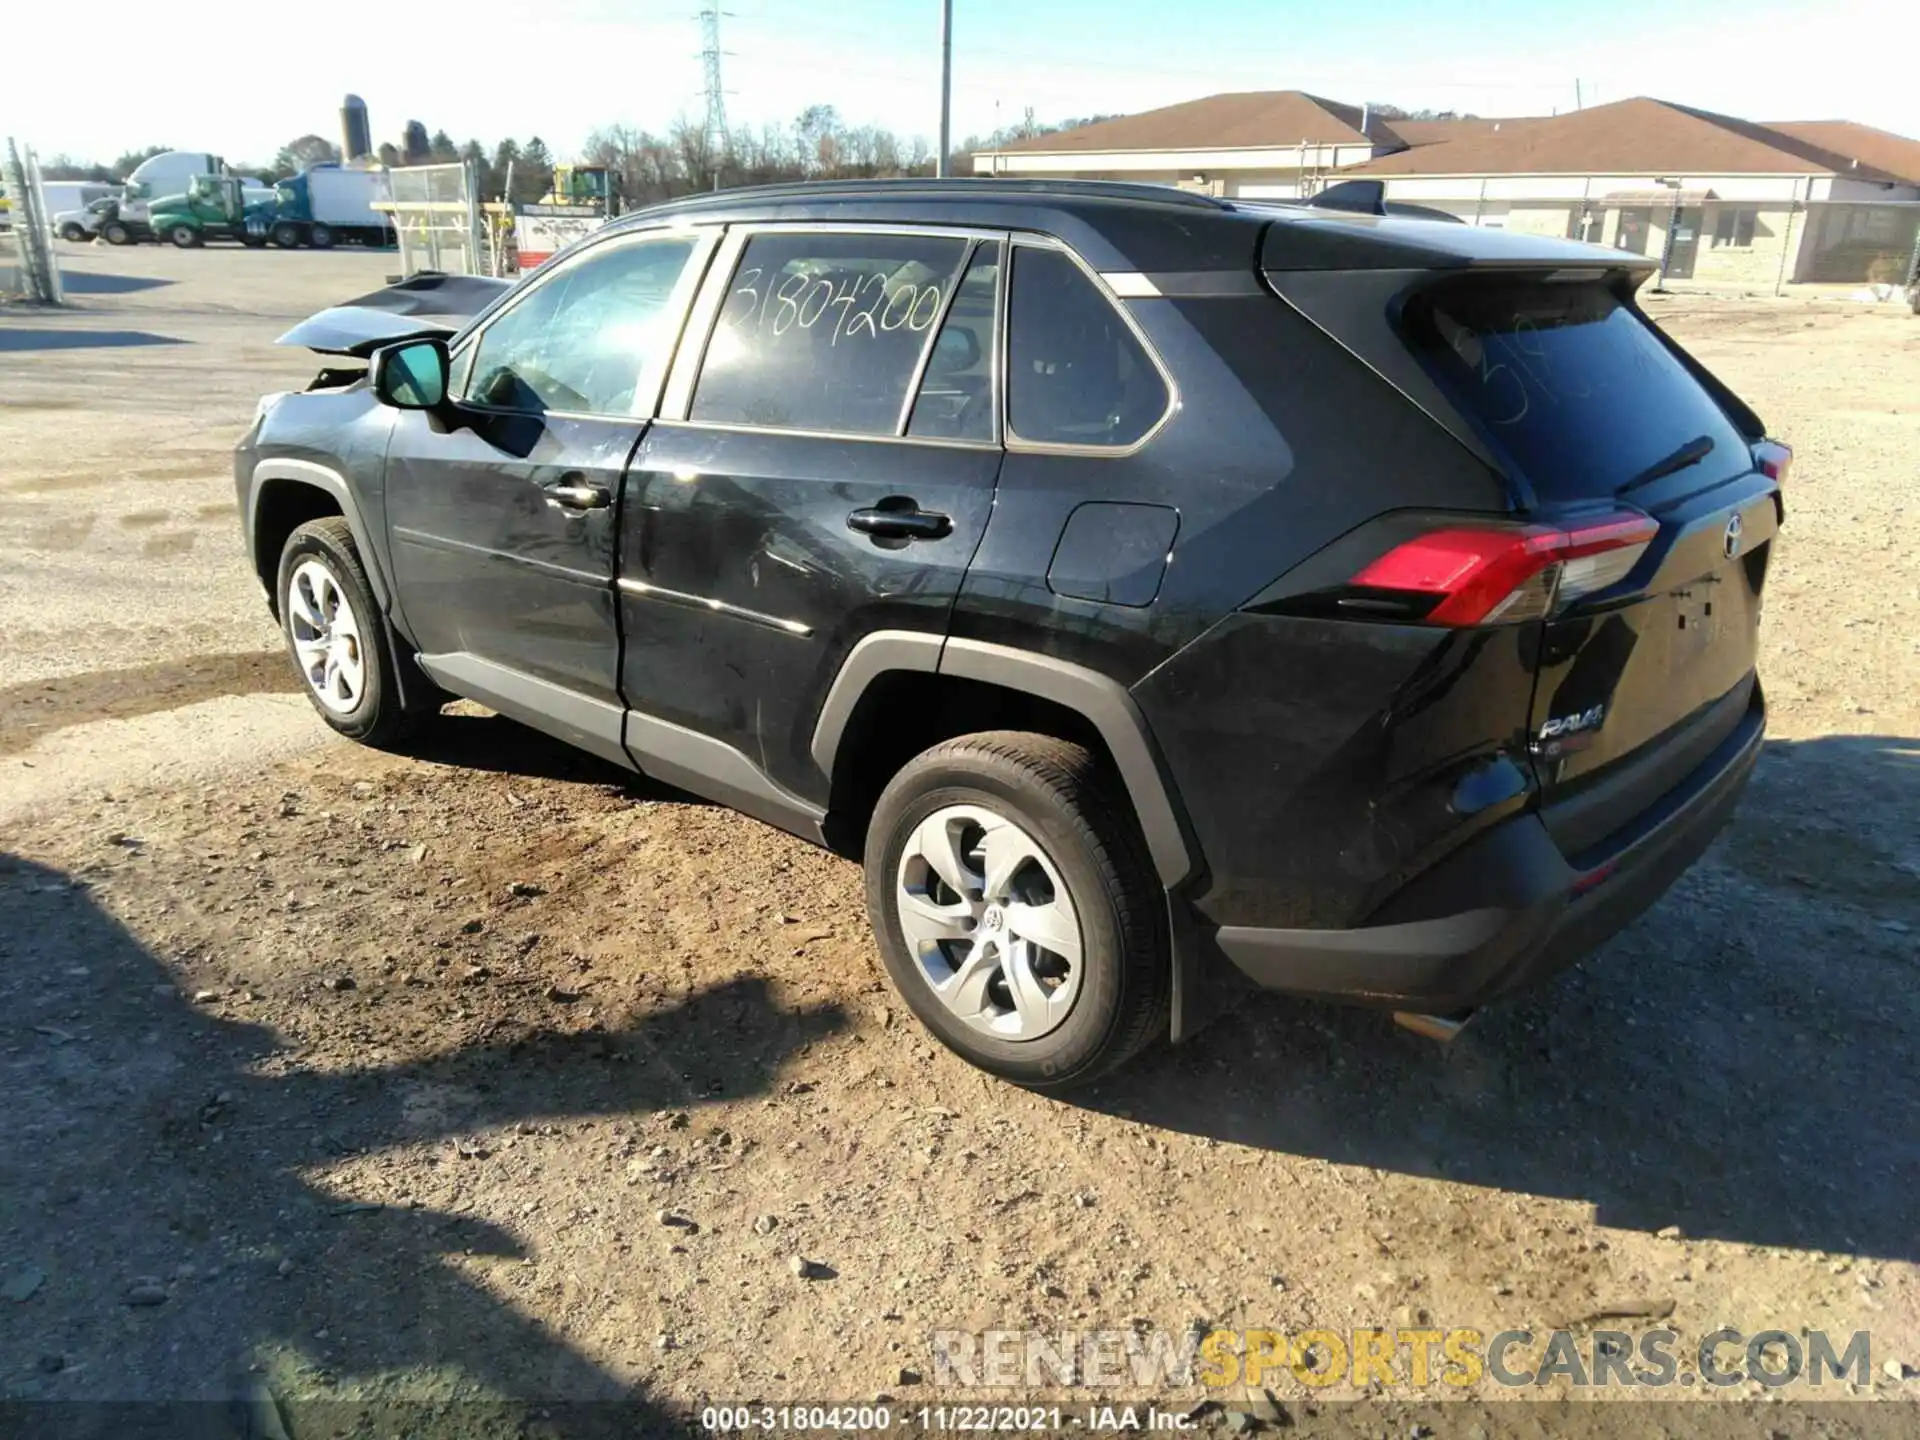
[[380, 161, 512, 277], [2, 138, 63, 304]]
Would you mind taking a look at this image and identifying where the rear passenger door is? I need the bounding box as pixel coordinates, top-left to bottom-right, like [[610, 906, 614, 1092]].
[[620, 226, 1004, 805]]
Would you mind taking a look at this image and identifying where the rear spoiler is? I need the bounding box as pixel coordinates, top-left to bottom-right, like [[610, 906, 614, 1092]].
[[275, 271, 511, 357]]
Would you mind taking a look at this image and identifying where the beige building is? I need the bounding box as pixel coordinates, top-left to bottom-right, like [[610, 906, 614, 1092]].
[[973, 94, 1920, 288]]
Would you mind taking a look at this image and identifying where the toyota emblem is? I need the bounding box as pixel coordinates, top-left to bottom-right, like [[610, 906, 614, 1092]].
[[1723, 513, 1743, 559]]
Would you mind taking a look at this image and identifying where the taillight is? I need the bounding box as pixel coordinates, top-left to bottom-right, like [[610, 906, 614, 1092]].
[[1349, 511, 1658, 626], [1754, 439, 1791, 485]]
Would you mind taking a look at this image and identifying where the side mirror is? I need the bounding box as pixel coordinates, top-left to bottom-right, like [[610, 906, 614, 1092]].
[[371, 338, 450, 410], [929, 324, 981, 374]]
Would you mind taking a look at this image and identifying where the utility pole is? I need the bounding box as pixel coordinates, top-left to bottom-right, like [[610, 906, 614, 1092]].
[[1654, 177, 1682, 292], [936, 0, 953, 178], [699, 7, 732, 166]]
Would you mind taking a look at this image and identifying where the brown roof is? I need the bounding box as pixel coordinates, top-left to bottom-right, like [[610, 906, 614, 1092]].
[[1764, 121, 1920, 185], [990, 91, 1404, 153], [1349, 97, 1903, 179], [1390, 117, 1539, 146]]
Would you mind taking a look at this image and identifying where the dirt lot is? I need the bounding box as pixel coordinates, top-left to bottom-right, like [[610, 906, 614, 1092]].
[[2, 244, 1916, 1437]]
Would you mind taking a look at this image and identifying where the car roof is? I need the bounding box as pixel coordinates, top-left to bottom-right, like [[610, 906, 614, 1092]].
[[607, 178, 1653, 276]]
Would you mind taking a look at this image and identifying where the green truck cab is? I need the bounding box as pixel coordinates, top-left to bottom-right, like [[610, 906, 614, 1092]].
[[148, 175, 276, 248]]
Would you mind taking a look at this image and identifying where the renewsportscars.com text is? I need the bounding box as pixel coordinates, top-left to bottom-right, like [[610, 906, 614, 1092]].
[[932, 1326, 1873, 1391]]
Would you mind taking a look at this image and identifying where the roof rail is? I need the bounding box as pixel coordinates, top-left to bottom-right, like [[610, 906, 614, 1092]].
[[622, 176, 1232, 219]]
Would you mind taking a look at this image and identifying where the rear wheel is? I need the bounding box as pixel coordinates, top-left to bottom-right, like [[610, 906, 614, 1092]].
[[101, 220, 132, 245], [271, 221, 303, 249], [865, 732, 1168, 1090], [166, 223, 200, 249], [276, 519, 416, 747], [309, 223, 335, 249]]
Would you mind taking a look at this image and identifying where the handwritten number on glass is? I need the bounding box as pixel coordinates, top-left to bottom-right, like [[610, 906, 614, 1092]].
[[725, 265, 941, 345]]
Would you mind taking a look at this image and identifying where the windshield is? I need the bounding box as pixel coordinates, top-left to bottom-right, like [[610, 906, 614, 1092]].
[[1403, 274, 1749, 501]]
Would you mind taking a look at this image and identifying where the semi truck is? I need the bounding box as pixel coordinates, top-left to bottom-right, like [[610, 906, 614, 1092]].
[[148, 166, 394, 249], [96, 152, 227, 244], [261, 166, 393, 248], [147, 175, 270, 247]]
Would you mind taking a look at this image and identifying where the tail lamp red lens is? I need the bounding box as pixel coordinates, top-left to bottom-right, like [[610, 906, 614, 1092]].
[[1350, 512, 1658, 626], [1754, 439, 1791, 485]]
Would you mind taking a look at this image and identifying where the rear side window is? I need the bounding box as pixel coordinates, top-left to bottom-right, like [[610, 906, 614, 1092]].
[[1404, 276, 1748, 500], [1007, 247, 1168, 449], [907, 242, 999, 442], [692, 231, 969, 435]]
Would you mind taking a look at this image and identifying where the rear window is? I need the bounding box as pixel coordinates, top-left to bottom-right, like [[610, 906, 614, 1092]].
[[1404, 276, 1748, 499]]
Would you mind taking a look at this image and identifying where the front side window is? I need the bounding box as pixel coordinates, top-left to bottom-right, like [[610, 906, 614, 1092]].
[[691, 231, 970, 435], [465, 233, 699, 417], [1006, 247, 1168, 449]]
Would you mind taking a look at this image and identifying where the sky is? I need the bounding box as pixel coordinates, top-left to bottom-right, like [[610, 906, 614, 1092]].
[[7, 0, 1912, 166]]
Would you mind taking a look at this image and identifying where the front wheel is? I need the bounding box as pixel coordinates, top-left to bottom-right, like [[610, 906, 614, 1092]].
[[865, 732, 1169, 1090], [59, 222, 86, 241], [270, 221, 303, 249], [166, 223, 200, 249], [276, 518, 416, 747]]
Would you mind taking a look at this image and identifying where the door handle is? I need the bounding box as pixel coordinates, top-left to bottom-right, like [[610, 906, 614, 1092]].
[[545, 483, 611, 511], [847, 505, 952, 541]]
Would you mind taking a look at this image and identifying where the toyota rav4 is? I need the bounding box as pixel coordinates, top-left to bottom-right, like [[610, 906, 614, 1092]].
[[236, 179, 1785, 1088]]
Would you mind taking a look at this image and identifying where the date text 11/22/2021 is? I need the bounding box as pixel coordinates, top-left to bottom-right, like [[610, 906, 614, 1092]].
[[700, 1405, 1197, 1432]]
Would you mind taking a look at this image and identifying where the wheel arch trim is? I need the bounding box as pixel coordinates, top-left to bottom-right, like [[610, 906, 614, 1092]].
[[248, 457, 389, 609], [810, 630, 1197, 889], [938, 638, 1195, 889]]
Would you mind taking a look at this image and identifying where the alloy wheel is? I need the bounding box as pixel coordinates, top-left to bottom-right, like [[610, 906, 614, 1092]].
[[285, 558, 367, 715], [894, 804, 1084, 1040]]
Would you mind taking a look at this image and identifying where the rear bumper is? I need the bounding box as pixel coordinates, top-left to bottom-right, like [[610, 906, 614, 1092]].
[[1210, 687, 1764, 1012]]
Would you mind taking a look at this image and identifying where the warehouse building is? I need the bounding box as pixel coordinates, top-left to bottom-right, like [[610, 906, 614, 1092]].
[[973, 93, 1920, 287]]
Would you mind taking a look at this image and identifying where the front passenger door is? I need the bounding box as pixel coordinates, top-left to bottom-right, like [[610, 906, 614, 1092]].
[[384, 230, 713, 725]]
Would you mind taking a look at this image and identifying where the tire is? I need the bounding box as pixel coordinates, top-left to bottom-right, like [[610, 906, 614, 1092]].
[[271, 221, 303, 249], [102, 220, 132, 245], [865, 731, 1169, 1090], [59, 222, 86, 241], [240, 233, 267, 249], [167, 223, 200, 249], [276, 518, 416, 747], [309, 223, 335, 249]]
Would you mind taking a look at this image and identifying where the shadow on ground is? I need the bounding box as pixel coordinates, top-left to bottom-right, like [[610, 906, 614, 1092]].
[[1084, 733, 1920, 1263], [56, 272, 176, 296], [0, 329, 184, 351], [402, 709, 718, 812], [0, 850, 844, 1433]]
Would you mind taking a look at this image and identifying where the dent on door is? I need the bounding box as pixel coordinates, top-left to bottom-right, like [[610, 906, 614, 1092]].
[[617, 425, 1000, 802], [384, 407, 642, 706]]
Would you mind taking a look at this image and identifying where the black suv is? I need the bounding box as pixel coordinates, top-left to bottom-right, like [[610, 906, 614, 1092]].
[[237, 179, 1784, 1088]]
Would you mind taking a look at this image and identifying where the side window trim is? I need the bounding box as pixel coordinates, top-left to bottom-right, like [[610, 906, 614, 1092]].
[[451, 224, 721, 422], [1000, 234, 1180, 458], [894, 236, 1001, 441], [657, 221, 1006, 449]]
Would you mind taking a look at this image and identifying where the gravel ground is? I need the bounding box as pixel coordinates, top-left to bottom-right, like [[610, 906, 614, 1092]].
[[0, 246, 1915, 1437]]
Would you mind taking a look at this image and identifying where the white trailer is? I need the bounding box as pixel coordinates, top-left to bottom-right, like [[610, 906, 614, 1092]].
[[267, 165, 393, 248]]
